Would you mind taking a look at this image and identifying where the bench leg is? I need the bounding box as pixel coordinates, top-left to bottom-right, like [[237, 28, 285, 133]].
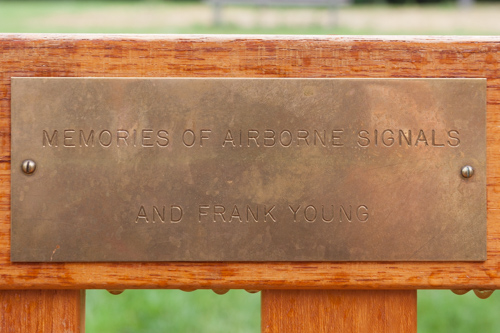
[[261, 290, 416, 333], [0, 290, 85, 333]]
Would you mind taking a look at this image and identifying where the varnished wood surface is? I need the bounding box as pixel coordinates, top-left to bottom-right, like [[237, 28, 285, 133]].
[[1, 34, 500, 289], [261, 290, 417, 333], [0, 290, 85, 332]]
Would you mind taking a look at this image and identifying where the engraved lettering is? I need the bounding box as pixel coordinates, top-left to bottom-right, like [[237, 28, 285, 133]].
[[280, 130, 292, 147], [153, 206, 165, 223], [214, 205, 226, 222], [230, 205, 242, 222], [135, 205, 149, 223], [304, 205, 317, 223], [332, 130, 344, 147], [289, 204, 367, 223], [431, 130, 445, 147], [357, 205, 369, 222], [117, 130, 129, 147], [222, 130, 235, 147], [198, 205, 209, 222], [43, 130, 58, 147], [42, 128, 460, 151], [297, 130, 309, 146], [200, 129, 211, 147], [156, 130, 169, 147], [415, 130, 428, 146], [399, 129, 411, 146], [246, 205, 259, 222], [448, 130, 460, 147], [356, 129, 460, 148], [264, 205, 276, 222], [248, 130, 260, 147], [99, 130, 112, 147], [142, 129, 154, 147], [288, 205, 300, 222], [322, 205, 334, 223], [183, 129, 196, 147], [357, 130, 370, 147], [63, 129, 75, 147], [314, 130, 326, 147], [171, 205, 183, 223], [382, 129, 394, 147], [137, 205, 183, 223], [263, 130, 276, 147], [79, 130, 94, 147], [340, 205, 352, 222]]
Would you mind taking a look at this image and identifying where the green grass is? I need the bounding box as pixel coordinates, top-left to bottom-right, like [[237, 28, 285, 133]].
[[86, 289, 261, 333], [86, 289, 500, 332], [0, 1, 186, 33], [86, 290, 500, 333], [0, 1, 361, 34], [168, 24, 363, 35], [418, 290, 500, 332]]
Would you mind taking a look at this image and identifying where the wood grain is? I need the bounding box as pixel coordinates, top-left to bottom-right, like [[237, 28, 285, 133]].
[[0, 290, 85, 332], [1, 34, 500, 289], [261, 290, 417, 333]]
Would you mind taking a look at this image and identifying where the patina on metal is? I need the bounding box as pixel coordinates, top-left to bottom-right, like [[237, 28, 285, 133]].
[[10, 78, 487, 262]]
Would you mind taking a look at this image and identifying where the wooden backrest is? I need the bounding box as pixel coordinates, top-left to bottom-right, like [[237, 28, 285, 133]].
[[0, 34, 499, 290]]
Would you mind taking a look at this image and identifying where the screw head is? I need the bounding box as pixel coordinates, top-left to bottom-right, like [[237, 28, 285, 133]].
[[21, 159, 36, 174], [461, 165, 474, 179]]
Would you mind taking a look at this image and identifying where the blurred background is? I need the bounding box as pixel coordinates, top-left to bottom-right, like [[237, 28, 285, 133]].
[[1, 0, 499, 332], [0, 0, 499, 34]]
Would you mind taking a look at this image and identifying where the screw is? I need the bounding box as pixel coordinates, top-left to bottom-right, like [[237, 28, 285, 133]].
[[461, 165, 474, 179], [21, 159, 36, 175]]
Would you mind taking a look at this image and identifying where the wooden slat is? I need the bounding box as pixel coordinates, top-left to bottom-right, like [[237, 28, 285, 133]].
[[0, 290, 85, 332], [1, 34, 500, 289], [261, 290, 417, 333]]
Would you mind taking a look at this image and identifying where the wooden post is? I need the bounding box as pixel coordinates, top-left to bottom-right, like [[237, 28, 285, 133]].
[[0, 290, 85, 333], [262, 290, 416, 333]]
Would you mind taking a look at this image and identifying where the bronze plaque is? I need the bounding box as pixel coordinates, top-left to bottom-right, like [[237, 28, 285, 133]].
[[11, 78, 486, 262]]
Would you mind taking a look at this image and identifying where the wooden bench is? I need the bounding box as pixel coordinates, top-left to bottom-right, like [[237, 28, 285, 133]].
[[1, 34, 500, 332]]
